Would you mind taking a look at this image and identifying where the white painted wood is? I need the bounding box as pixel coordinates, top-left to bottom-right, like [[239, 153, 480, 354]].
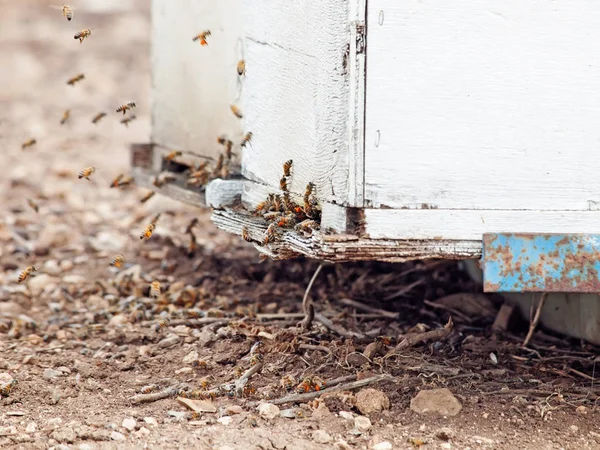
[[152, 0, 243, 157], [241, 0, 355, 206], [364, 209, 600, 241], [365, 1, 600, 211], [205, 179, 244, 209]]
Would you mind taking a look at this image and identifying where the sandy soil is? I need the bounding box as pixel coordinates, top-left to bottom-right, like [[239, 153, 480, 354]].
[[1, 2, 600, 450]]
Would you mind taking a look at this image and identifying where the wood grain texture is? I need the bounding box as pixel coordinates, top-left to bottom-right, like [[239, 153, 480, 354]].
[[152, 0, 243, 157], [205, 179, 244, 209], [241, 0, 353, 206], [131, 167, 205, 208], [364, 209, 600, 241], [365, 1, 600, 211]]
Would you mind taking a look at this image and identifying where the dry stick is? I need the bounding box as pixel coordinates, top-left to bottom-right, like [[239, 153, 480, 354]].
[[423, 299, 472, 323], [129, 385, 180, 405], [298, 344, 331, 354], [338, 298, 399, 319], [315, 313, 366, 340], [391, 317, 454, 354], [523, 293, 548, 348], [265, 374, 394, 406], [299, 263, 323, 330], [383, 279, 426, 301], [235, 362, 264, 396]]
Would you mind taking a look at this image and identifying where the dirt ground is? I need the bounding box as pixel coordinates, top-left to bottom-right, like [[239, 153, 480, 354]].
[[2, 2, 600, 450]]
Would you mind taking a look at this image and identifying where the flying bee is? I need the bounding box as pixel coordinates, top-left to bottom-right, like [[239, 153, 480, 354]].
[[140, 223, 156, 240], [27, 198, 39, 213], [185, 218, 199, 234], [241, 131, 253, 147], [279, 176, 288, 192], [212, 153, 225, 177], [116, 101, 136, 115], [66, 73, 84, 86], [150, 281, 161, 299], [60, 109, 70, 125], [230, 105, 243, 119], [120, 115, 136, 127], [217, 137, 235, 160], [110, 174, 124, 188], [155, 317, 170, 332], [151, 213, 161, 225], [21, 138, 36, 150], [78, 166, 96, 180], [91, 112, 106, 124], [165, 150, 182, 162], [0, 379, 17, 397], [283, 159, 293, 178], [50, 4, 73, 21], [262, 223, 279, 245], [280, 375, 297, 391], [109, 254, 125, 268], [117, 176, 134, 188], [153, 172, 176, 188], [237, 59, 246, 76], [74, 28, 92, 43], [17, 265, 37, 284], [187, 232, 197, 256], [140, 191, 155, 203], [192, 30, 211, 46]]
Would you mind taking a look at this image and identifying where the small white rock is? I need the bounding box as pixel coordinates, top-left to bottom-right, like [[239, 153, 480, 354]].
[[122, 417, 136, 432], [111, 431, 126, 441], [372, 442, 393, 450], [137, 427, 151, 436], [62, 275, 86, 284], [79, 444, 93, 450], [257, 403, 280, 420], [312, 430, 333, 444], [143, 417, 158, 427], [47, 418, 63, 428], [217, 416, 232, 426], [183, 350, 199, 364], [339, 411, 354, 421], [25, 422, 37, 433], [43, 368, 63, 380], [354, 416, 372, 432]]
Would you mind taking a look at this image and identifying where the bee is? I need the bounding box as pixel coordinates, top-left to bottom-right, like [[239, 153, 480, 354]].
[[296, 377, 313, 393], [237, 59, 246, 76], [110, 174, 124, 188], [91, 112, 106, 124], [294, 219, 319, 233], [27, 198, 39, 213], [78, 166, 96, 180], [312, 376, 326, 391], [212, 153, 225, 177], [305, 197, 321, 220], [217, 137, 235, 160], [66, 73, 84, 86], [241, 132, 253, 147], [254, 199, 271, 215], [153, 172, 176, 188], [185, 218, 199, 234], [282, 192, 299, 213], [243, 384, 257, 397], [277, 215, 294, 228], [272, 194, 283, 212], [50, 4, 73, 21], [192, 30, 211, 46], [21, 138, 36, 150], [304, 182, 315, 203], [150, 281, 161, 299], [188, 232, 197, 255], [263, 223, 279, 245], [230, 105, 243, 119], [140, 384, 158, 394], [74, 28, 92, 43], [165, 150, 182, 162], [140, 223, 156, 240], [408, 438, 426, 448], [120, 115, 136, 127], [155, 317, 170, 332], [0, 379, 18, 397], [109, 254, 125, 268], [17, 265, 37, 283], [247, 415, 258, 427], [242, 226, 252, 242], [140, 191, 155, 203], [280, 375, 296, 391], [250, 353, 264, 366], [116, 101, 136, 115], [234, 366, 244, 377], [151, 213, 161, 225], [279, 176, 288, 192], [117, 176, 133, 188], [59, 109, 71, 126], [283, 159, 293, 178]]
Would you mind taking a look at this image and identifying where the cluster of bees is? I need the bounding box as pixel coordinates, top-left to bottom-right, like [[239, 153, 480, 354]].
[[242, 160, 321, 248], [280, 375, 326, 393]]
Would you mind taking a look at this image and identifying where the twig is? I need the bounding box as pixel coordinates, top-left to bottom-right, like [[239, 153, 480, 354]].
[[235, 362, 263, 396], [390, 317, 454, 354], [129, 386, 180, 404], [298, 344, 331, 354], [258, 313, 305, 320], [423, 299, 472, 323], [338, 298, 399, 319], [264, 374, 394, 406], [35, 345, 65, 353], [299, 264, 323, 330], [523, 293, 548, 347], [382, 279, 425, 301], [315, 313, 366, 340]]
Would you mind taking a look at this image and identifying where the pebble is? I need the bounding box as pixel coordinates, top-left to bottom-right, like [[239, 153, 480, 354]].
[[63, 275, 86, 284], [137, 427, 151, 436], [111, 431, 126, 441], [37, 223, 73, 249], [410, 388, 462, 417], [183, 350, 199, 364], [47, 418, 63, 428], [436, 427, 454, 441], [143, 417, 158, 427], [280, 408, 299, 419], [0, 372, 12, 383], [0, 426, 16, 436], [339, 411, 354, 421], [217, 416, 232, 426], [355, 389, 390, 415], [570, 425, 579, 433], [25, 422, 37, 433], [50, 427, 76, 444], [372, 442, 393, 450], [28, 274, 57, 296], [122, 417, 136, 431], [79, 444, 92, 450], [347, 353, 370, 367], [226, 405, 243, 415], [43, 260, 62, 275], [60, 260, 74, 272], [576, 405, 588, 415], [89, 231, 128, 253], [196, 328, 217, 347], [312, 402, 333, 419], [354, 416, 372, 432], [312, 430, 333, 444], [168, 411, 187, 420], [257, 403, 280, 420], [158, 335, 180, 349]]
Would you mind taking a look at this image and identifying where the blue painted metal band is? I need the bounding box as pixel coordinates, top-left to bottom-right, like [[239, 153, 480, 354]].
[[482, 233, 600, 293]]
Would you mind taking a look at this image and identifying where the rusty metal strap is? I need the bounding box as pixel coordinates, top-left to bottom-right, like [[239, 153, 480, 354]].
[[482, 233, 600, 293]]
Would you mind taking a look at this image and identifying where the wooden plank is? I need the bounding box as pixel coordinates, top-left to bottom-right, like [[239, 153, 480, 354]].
[[363, 209, 600, 241], [205, 179, 244, 209], [131, 167, 205, 208], [365, 1, 600, 211], [241, 0, 354, 206], [152, 0, 243, 157]]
